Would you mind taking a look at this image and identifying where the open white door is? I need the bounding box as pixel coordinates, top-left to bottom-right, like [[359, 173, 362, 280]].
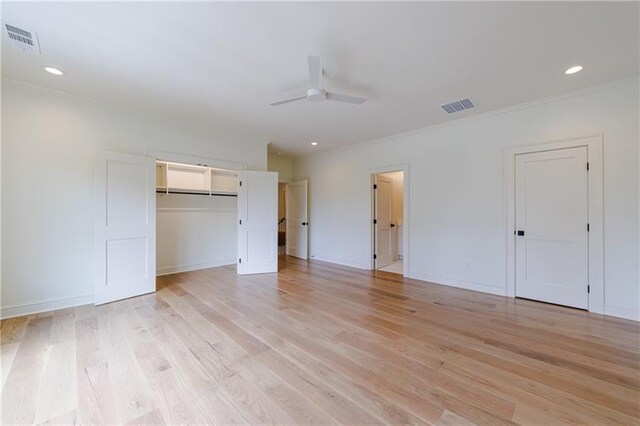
[[95, 151, 156, 305], [286, 180, 308, 260], [238, 171, 278, 275], [374, 175, 394, 268], [515, 147, 589, 309]]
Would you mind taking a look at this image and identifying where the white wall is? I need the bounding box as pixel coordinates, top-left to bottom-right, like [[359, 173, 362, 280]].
[[156, 194, 237, 275], [1, 79, 267, 318], [294, 79, 639, 321], [268, 155, 294, 182]]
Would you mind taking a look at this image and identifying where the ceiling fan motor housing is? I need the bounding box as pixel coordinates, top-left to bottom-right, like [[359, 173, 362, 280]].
[[306, 88, 326, 102]]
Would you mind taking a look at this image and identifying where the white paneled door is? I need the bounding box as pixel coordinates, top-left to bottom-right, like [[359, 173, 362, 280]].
[[515, 147, 589, 309], [286, 180, 308, 260], [374, 175, 394, 269], [95, 151, 156, 305], [237, 171, 278, 275]]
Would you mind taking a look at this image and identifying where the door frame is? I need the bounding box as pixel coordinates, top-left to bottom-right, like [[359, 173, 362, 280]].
[[146, 148, 248, 171], [504, 134, 604, 314], [369, 164, 410, 276]]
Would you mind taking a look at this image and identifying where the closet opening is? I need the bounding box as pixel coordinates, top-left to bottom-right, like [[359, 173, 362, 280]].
[[155, 160, 239, 276]]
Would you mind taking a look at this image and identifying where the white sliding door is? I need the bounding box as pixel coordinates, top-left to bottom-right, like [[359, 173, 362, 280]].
[[515, 147, 589, 309], [95, 151, 156, 305], [237, 171, 278, 274], [286, 180, 308, 260]]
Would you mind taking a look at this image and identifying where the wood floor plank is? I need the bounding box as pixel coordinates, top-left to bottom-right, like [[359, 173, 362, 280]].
[[255, 269, 640, 423], [233, 313, 414, 425], [34, 341, 77, 424], [231, 352, 339, 424], [133, 303, 250, 424], [267, 261, 640, 411], [98, 305, 157, 423], [49, 308, 76, 345], [2, 256, 639, 425], [0, 315, 31, 345], [2, 316, 52, 424], [1, 341, 20, 391], [75, 316, 117, 424], [218, 374, 293, 425], [117, 305, 206, 425]]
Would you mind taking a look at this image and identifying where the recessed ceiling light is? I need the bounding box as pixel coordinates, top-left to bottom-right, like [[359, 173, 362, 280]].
[[565, 65, 583, 75], [311, 142, 318, 146], [44, 66, 63, 76]]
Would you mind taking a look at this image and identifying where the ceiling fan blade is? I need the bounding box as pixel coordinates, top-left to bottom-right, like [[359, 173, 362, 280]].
[[325, 92, 367, 105], [308, 56, 322, 88], [269, 95, 307, 106]]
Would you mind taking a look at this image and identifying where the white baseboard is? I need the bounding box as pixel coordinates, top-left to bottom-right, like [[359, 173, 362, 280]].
[[604, 305, 640, 322], [410, 271, 639, 322], [1, 259, 235, 320], [408, 271, 507, 296], [309, 254, 370, 270], [0, 293, 94, 320], [156, 258, 236, 276]]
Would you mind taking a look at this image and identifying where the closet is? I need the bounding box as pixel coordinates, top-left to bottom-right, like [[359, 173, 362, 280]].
[[155, 161, 239, 275]]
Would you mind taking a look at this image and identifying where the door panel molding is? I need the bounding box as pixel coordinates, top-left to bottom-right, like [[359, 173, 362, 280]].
[[237, 171, 278, 275], [505, 135, 604, 314], [95, 150, 156, 305]]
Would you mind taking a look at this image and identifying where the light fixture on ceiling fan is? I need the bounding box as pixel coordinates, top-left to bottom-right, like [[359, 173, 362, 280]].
[[270, 56, 367, 106]]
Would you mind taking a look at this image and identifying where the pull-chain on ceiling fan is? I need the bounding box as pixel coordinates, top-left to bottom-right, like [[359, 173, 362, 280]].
[[270, 56, 367, 106]]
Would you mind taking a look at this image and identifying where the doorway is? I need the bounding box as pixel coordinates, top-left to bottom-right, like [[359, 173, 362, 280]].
[[373, 170, 405, 275], [506, 135, 604, 315]]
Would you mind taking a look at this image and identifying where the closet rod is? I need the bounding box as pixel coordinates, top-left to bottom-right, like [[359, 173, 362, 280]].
[[156, 190, 237, 197]]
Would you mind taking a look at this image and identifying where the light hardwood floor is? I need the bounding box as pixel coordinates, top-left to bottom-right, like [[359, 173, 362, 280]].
[[2, 256, 639, 425]]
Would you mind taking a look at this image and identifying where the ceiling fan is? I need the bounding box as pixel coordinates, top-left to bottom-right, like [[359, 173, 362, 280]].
[[270, 56, 367, 106]]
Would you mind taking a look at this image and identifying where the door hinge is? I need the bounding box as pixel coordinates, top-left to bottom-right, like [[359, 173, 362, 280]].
[[586, 162, 590, 171], [373, 219, 377, 224], [239, 181, 242, 187], [587, 223, 590, 232], [587, 285, 590, 293], [239, 258, 242, 264], [373, 184, 377, 189], [373, 254, 377, 259], [239, 219, 242, 225]]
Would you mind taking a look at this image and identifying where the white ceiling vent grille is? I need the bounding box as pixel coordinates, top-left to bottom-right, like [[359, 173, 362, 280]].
[[4, 23, 40, 53], [441, 98, 474, 114]]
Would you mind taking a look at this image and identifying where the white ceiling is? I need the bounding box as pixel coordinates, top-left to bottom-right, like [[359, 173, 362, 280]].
[[2, 2, 638, 156]]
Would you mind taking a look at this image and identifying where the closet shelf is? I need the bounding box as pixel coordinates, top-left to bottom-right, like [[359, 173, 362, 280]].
[[156, 189, 237, 197], [156, 160, 239, 195]]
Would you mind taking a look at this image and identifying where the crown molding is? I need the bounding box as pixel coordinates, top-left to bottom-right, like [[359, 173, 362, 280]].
[[295, 75, 640, 161]]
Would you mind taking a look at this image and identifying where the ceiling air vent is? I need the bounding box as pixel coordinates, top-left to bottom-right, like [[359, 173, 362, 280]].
[[441, 98, 474, 114], [4, 23, 40, 53]]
